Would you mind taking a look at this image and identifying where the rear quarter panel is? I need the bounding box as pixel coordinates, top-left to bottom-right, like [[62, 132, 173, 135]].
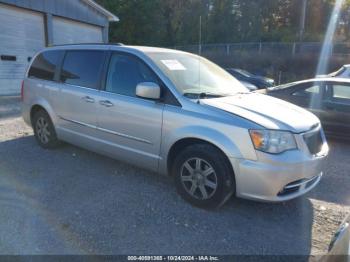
[[22, 78, 59, 127]]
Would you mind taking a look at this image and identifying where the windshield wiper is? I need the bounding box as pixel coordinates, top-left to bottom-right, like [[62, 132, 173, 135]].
[[183, 92, 226, 99], [183, 92, 228, 105], [233, 91, 251, 95]]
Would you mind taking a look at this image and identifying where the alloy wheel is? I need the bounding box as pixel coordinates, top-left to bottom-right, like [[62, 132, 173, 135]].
[[180, 157, 218, 200], [36, 117, 50, 144]]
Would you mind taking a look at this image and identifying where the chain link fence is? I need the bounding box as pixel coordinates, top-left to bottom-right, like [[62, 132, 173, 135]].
[[174, 42, 350, 57], [172, 42, 350, 84]]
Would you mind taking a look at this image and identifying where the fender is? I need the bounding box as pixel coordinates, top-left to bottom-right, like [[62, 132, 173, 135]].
[[159, 125, 252, 175]]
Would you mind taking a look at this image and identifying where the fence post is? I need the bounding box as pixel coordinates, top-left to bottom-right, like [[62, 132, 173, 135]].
[[259, 42, 262, 54], [226, 44, 230, 55], [278, 71, 282, 85], [330, 43, 334, 56], [292, 42, 296, 56]]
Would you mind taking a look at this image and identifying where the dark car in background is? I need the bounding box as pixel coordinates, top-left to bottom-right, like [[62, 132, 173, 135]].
[[266, 78, 350, 140], [239, 80, 258, 91], [226, 68, 275, 89]]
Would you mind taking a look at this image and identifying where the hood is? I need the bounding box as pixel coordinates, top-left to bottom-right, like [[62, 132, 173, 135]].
[[201, 93, 320, 133]]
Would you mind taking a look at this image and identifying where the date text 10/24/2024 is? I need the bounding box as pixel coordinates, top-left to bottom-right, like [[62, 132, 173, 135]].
[[127, 256, 220, 261]]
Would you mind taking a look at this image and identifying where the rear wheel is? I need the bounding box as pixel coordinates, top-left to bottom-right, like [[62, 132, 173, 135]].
[[172, 144, 235, 209], [33, 110, 60, 149]]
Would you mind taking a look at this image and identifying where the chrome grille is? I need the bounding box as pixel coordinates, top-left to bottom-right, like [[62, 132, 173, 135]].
[[278, 174, 321, 196]]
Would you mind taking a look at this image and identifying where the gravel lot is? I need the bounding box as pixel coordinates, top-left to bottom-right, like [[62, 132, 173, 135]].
[[0, 97, 349, 256]]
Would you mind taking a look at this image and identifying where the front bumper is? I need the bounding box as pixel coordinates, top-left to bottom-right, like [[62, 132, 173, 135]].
[[231, 129, 329, 202]]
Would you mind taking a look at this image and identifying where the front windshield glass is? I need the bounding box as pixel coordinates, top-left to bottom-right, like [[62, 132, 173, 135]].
[[147, 52, 248, 97], [235, 69, 254, 77]]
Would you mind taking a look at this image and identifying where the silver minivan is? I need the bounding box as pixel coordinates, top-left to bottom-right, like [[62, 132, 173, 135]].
[[22, 44, 329, 208]]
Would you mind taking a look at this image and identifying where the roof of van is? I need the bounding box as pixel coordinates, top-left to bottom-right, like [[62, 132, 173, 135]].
[[48, 43, 189, 54]]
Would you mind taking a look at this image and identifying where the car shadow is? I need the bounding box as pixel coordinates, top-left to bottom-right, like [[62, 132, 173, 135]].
[[0, 135, 315, 256], [307, 138, 350, 206]]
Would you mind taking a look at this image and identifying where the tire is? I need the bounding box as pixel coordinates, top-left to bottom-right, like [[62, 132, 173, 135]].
[[172, 144, 235, 209], [32, 110, 60, 149]]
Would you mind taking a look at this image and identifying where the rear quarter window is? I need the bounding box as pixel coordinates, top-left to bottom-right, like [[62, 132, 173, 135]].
[[28, 50, 63, 81], [332, 84, 350, 100]]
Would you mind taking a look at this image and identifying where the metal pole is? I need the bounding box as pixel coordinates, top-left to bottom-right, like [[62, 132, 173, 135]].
[[292, 42, 296, 56], [199, 16, 202, 55], [299, 0, 308, 41], [278, 71, 282, 85]]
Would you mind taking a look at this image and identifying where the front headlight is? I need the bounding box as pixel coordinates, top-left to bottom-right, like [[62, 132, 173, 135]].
[[249, 129, 297, 154]]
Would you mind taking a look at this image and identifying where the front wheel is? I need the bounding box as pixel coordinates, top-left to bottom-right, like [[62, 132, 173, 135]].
[[172, 144, 235, 209]]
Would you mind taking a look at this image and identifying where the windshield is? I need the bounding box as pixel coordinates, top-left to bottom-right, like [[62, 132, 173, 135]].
[[147, 52, 248, 96], [235, 69, 254, 78]]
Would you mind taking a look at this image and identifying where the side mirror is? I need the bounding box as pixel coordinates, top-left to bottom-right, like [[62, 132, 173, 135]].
[[136, 82, 161, 100]]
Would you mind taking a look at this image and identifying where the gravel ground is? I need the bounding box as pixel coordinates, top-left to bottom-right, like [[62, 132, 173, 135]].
[[0, 97, 349, 256]]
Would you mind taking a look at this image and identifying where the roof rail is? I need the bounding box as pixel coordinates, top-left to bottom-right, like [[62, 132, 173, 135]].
[[50, 43, 124, 47]]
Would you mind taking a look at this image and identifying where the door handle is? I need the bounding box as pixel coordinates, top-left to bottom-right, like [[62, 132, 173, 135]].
[[99, 100, 114, 107], [82, 96, 95, 103]]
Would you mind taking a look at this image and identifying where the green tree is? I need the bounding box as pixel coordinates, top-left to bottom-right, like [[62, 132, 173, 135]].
[[96, 0, 350, 45], [206, 0, 238, 43], [96, 0, 165, 45]]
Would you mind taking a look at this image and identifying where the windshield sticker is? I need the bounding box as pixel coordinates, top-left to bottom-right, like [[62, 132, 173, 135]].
[[161, 60, 186, 71]]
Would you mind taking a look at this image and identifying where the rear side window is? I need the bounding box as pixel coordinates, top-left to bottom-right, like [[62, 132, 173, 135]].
[[28, 50, 62, 81], [332, 85, 350, 100], [292, 84, 321, 97], [60, 50, 105, 89]]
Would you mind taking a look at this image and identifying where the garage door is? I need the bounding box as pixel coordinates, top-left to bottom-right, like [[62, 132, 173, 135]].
[[52, 17, 103, 45], [0, 3, 45, 95]]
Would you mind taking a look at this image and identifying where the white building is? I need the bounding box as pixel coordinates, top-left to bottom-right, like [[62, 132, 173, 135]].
[[0, 0, 118, 95]]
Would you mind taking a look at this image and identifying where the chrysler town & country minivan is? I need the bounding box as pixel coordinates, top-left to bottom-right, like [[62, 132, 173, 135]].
[[22, 44, 329, 208]]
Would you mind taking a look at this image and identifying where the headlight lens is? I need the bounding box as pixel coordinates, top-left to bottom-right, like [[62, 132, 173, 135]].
[[249, 129, 297, 154]]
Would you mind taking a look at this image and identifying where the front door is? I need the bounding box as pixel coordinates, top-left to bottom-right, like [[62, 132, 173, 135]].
[[289, 82, 324, 118], [96, 52, 164, 171], [321, 82, 350, 137]]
